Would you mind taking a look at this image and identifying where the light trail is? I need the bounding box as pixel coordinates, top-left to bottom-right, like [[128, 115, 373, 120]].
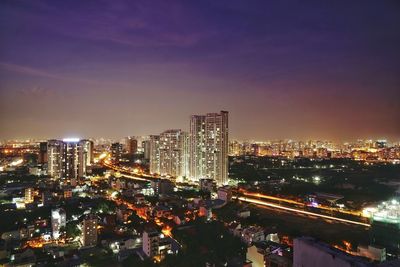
[[102, 162, 150, 182], [243, 191, 303, 205], [117, 173, 149, 182], [242, 191, 362, 217], [236, 196, 371, 227]]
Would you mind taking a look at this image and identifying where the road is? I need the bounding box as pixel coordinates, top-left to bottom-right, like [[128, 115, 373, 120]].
[[241, 191, 363, 217], [235, 196, 370, 227], [101, 159, 369, 227]]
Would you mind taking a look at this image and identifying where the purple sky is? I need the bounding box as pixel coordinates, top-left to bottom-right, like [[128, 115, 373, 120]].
[[0, 0, 399, 141]]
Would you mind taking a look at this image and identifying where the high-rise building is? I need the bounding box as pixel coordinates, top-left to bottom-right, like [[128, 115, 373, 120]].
[[81, 214, 98, 247], [149, 130, 189, 177], [38, 142, 48, 164], [47, 139, 93, 181], [110, 142, 123, 164], [159, 130, 188, 177], [190, 111, 229, 185], [63, 139, 81, 180], [79, 139, 93, 177], [149, 135, 161, 174], [51, 208, 66, 240], [126, 137, 138, 154], [47, 139, 64, 179], [190, 115, 206, 180], [143, 140, 151, 160]]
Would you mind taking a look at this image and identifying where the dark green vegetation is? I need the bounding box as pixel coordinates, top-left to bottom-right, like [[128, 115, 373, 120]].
[[60, 220, 245, 267], [230, 156, 400, 206], [166, 220, 246, 267], [0, 197, 116, 233]]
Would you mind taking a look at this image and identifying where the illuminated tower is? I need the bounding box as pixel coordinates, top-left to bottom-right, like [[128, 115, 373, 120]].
[[63, 138, 81, 180], [189, 115, 207, 180], [159, 129, 188, 177], [110, 142, 123, 164], [47, 138, 92, 180], [149, 135, 161, 174], [190, 111, 229, 185], [47, 139, 64, 179], [78, 139, 93, 177]]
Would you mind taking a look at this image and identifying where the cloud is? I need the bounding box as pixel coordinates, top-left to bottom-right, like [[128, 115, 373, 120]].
[[16, 86, 55, 97], [0, 62, 130, 87], [0, 62, 61, 79]]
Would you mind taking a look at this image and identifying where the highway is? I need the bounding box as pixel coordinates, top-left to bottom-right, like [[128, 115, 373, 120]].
[[241, 191, 363, 217], [102, 161, 152, 182], [101, 158, 369, 227], [235, 196, 371, 227]]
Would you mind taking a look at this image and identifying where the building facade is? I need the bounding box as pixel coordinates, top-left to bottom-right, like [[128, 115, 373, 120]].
[[190, 111, 229, 185], [51, 208, 66, 240], [126, 137, 138, 154], [47, 139, 93, 180], [110, 142, 123, 164], [149, 130, 189, 178], [81, 214, 98, 247], [149, 135, 161, 175], [142, 230, 160, 258], [47, 139, 64, 179]]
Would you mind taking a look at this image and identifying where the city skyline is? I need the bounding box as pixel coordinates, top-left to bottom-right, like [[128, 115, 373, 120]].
[[1, 0, 399, 141], [1, 2, 400, 266]]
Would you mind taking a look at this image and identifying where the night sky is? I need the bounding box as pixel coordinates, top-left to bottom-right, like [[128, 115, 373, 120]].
[[0, 0, 399, 141]]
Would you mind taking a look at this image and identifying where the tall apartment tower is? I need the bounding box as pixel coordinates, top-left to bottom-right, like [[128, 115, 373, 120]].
[[149, 130, 189, 178], [110, 142, 123, 164], [47, 139, 64, 179], [63, 139, 81, 180], [126, 137, 138, 154], [190, 111, 229, 185], [38, 142, 48, 164], [79, 139, 93, 177], [149, 135, 161, 174], [190, 115, 207, 180], [143, 140, 151, 160], [47, 139, 93, 180]]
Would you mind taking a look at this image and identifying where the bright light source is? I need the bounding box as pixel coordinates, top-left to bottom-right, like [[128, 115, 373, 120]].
[[63, 138, 80, 142], [10, 159, 23, 166]]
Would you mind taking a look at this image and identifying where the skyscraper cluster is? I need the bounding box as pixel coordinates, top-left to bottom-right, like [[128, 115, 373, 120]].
[[149, 111, 228, 185], [47, 138, 93, 181]]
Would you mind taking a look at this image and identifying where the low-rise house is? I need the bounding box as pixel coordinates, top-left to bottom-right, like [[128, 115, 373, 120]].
[[217, 186, 232, 202], [134, 193, 145, 204], [241, 226, 265, 245], [357, 245, 386, 262], [247, 241, 293, 267], [154, 206, 172, 219], [237, 209, 251, 218]]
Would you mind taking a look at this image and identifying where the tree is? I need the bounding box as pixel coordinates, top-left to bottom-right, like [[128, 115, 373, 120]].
[[66, 221, 81, 239]]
